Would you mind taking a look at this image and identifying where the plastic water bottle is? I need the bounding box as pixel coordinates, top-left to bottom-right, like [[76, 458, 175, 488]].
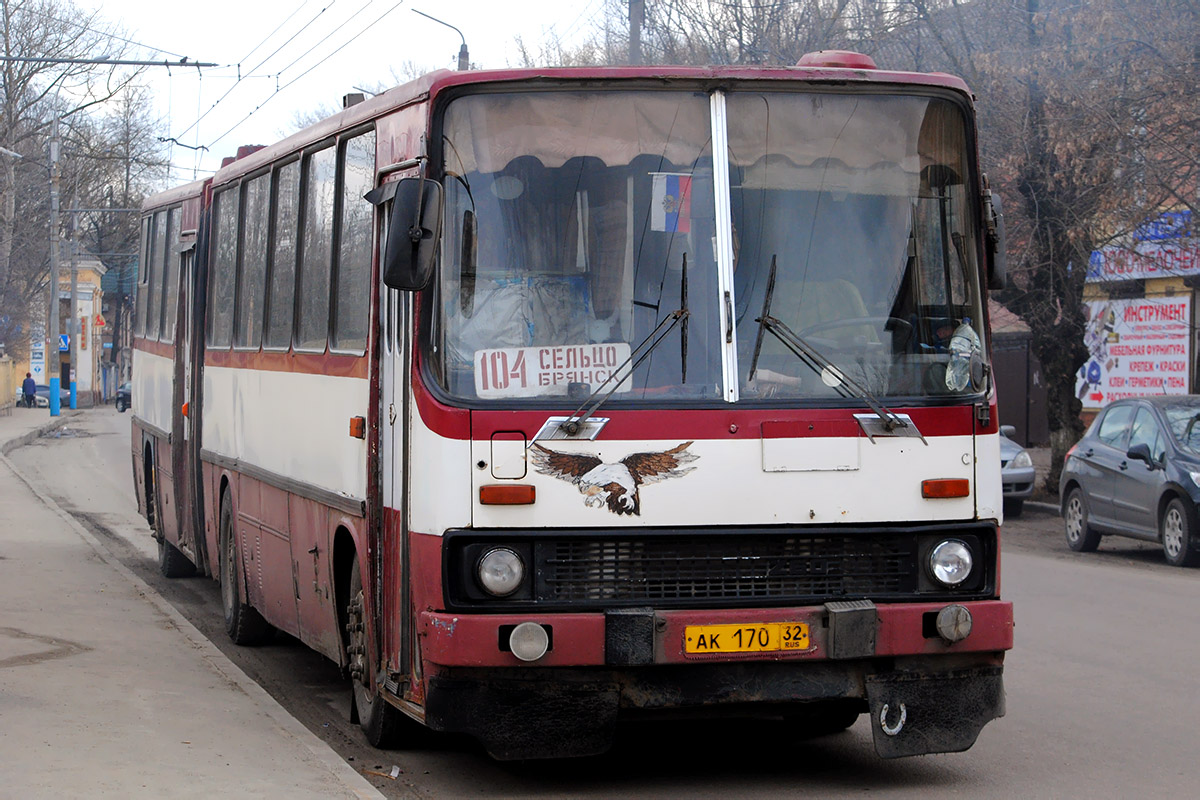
[[946, 317, 981, 391]]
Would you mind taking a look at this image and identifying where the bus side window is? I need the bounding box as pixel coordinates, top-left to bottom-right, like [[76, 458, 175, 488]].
[[265, 160, 300, 350], [135, 216, 150, 338], [333, 129, 375, 354], [146, 209, 167, 341], [208, 189, 238, 348], [297, 145, 336, 352], [235, 173, 270, 350], [160, 207, 181, 344]]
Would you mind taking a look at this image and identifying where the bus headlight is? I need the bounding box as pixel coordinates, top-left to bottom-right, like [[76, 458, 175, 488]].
[[477, 547, 525, 596], [929, 539, 973, 586]]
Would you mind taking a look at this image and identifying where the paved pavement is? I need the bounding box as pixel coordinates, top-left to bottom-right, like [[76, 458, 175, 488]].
[[0, 405, 383, 798]]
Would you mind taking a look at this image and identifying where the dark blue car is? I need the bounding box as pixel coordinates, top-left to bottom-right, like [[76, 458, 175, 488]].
[[1060, 395, 1200, 567]]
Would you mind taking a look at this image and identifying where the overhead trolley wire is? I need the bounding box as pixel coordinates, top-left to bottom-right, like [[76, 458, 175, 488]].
[[207, 0, 407, 150], [171, 0, 342, 142]]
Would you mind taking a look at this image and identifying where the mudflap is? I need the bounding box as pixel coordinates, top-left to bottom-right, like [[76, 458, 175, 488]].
[[425, 676, 619, 760], [865, 666, 1005, 758]]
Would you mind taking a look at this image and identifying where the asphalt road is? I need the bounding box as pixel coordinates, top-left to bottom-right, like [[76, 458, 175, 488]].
[[12, 410, 1200, 798]]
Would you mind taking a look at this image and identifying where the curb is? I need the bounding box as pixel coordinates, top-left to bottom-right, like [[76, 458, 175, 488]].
[[1, 411, 385, 799], [0, 410, 79, 456]]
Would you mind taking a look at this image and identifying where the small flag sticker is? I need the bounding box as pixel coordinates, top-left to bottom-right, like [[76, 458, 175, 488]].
[[651, 173, 692, 233]]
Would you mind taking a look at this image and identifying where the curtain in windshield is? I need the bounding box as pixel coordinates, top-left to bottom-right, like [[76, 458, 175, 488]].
[[436, 91, 721, 403], [728, 93, 985, 401]]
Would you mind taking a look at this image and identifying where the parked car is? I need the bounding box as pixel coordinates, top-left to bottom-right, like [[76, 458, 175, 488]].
[[1060, 395, 1200, 567], [999, 425, 1035, 517], [12, 383, 70, 409], [115, 382, 131, 413]]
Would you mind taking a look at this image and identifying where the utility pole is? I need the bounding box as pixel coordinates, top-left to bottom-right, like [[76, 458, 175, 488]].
[[47, 117, 62, 417], [69, 191, 79, 409], [629, 0, 644, 66]]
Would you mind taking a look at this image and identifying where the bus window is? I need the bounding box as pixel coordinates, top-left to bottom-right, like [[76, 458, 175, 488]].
[[146, 209, 167, 340], [160, 207, 181, 344], [265, 160, 300, 350], [236, 173, 270, 349], [333, 130, 375, 354], [134, 216, 150, 338], [208, 188, 238, 348], [297, 145, 336, 352]]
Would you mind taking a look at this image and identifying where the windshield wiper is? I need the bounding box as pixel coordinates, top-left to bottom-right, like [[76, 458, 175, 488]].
[[749, 256, 912, 438], [556, 256, 691, 437]]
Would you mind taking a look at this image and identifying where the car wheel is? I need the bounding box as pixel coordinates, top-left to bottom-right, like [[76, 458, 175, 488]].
[[116, 398, 127, 412], [1003, 498, 1024, 518], [1064, 488, 1101, 552], [1161, 498, 1199, 567]]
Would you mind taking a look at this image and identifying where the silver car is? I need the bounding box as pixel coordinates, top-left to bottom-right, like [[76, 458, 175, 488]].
[[1000, 425, 1035, 517]]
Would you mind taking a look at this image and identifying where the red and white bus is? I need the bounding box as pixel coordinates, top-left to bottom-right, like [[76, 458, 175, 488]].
[[132, 52, 1013, 760]]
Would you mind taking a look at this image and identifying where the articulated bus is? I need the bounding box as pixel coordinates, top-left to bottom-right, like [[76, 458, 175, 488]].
[[132, 51, 1013, 760]]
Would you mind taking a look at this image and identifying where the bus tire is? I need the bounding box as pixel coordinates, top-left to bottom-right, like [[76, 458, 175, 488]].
[[346, 557, 409, 748], [1063, 488, 1101, 552], [219, 491, 272, 645], [158, 536, 195, 579]]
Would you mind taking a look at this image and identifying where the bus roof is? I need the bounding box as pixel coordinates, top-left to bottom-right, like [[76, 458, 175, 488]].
[[209, 61, 975, 186]]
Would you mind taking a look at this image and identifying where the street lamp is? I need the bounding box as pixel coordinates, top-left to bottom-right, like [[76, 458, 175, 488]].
[[413, 10, 470, 70]]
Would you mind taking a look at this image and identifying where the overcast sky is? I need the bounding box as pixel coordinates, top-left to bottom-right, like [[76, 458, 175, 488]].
[[82, 0, 605, 180]]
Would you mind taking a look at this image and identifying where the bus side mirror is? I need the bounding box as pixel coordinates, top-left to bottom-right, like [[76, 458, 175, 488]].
[[383, 178, 443, 291], [985, 190, 1007, 290]]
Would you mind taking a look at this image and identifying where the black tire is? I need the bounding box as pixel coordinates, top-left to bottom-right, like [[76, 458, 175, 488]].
[[116, 399, 127, 412], [1063, 487, 1101, 552], [1161, 497, 1200, 567], [219, 492, 272, 645], [158, 536, 195, 578], [784, 701, 862, 737], [1004, 498, 1025, 518], [347, 558, 414, 748]]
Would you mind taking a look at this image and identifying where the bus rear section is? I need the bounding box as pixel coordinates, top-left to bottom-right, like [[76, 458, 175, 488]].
[[381, 64, 1013, 759]]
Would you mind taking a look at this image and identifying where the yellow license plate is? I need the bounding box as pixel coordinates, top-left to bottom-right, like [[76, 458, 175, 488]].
[[684, 623, 809, 654]]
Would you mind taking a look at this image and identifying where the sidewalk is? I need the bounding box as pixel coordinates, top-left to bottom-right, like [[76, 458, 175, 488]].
[[0, 406, 382, 798]]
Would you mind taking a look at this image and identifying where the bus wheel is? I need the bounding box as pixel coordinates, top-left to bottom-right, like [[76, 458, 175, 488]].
[[785, 701, 862, 737], [346, 558, 405, 747], [158, 536, 195, 579], [219, 491, 272, 645]]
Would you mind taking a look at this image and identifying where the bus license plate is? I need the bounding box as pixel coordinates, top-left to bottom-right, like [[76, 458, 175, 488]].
[[684, 623, 809, 654]]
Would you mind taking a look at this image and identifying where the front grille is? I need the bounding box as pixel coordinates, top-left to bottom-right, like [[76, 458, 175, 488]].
[[445, 525, 997, 611], [540, 535, 913, 603]]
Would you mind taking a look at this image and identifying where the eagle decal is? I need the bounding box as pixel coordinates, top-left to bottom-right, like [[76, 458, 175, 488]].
[[529, 441, 699, 516]]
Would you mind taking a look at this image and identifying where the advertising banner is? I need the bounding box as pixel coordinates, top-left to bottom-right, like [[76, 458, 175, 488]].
[[1087, 210, 1199, 283], [1077, 296, 1192, 409]]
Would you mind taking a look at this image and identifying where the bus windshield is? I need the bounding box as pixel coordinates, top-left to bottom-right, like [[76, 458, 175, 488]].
[[432, 88, 986, 405]]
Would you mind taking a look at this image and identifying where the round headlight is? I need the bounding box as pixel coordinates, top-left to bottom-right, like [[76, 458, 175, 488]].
[[929, 539, 974, 586], [477, 547, 525, 596]]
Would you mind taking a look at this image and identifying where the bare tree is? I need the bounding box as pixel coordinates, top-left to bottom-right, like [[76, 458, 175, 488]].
[[0, 0, 144, 356]]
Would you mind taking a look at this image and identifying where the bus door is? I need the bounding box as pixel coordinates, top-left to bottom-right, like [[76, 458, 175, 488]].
[[379, 237, 412, 680], [172, 244, 206, 570]]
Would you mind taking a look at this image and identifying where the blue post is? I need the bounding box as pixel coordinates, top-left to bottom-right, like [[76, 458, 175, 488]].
[[69, 375, 77, 409], [49, 376, 61, 416]]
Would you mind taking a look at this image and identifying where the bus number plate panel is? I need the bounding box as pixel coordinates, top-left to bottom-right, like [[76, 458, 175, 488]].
[[684, 623, 809, 654]]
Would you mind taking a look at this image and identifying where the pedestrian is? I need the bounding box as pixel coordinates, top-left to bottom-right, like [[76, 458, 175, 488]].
[[22, 372, 36, 408]]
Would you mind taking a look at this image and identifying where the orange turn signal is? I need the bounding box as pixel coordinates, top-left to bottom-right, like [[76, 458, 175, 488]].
[[922, 478, 970, 499], [349, 416, 366, 439], [480, 485, 536, 505], [181, 401, 189, 418]]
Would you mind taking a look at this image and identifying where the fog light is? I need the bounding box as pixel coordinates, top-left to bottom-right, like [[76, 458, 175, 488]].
[[935, 604, 973, 643], [477, 547, 524, 596], [929, 539, 973, 586], [508, 622, 550, 662]]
